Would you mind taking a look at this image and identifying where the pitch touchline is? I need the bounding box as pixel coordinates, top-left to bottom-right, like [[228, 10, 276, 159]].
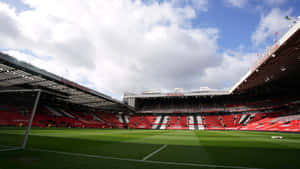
[[0, 147, 21, 152], [0, 145, 22, 152], [26, 147, 262, 169], [142, 144, 167, 161], [0, 144, 22, 152], [0, 144, 263, 169]]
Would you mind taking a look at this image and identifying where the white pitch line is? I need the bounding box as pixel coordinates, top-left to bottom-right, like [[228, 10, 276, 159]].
[[0, 147, 21, 152], [0, 144, 263, 169], [145, 160, 262, 169], [142, 144, 168, 161], [0, 144, 22, 152], [28, 147, 263, 169], [0, 144, 19, 148], [0, 144, 13, 148]]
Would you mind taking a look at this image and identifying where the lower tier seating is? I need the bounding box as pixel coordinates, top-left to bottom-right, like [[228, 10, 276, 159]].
[[1, 105, 299, 132]]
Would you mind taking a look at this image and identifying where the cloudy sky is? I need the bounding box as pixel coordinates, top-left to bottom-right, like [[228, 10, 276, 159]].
[[0, 0, 299, 99]]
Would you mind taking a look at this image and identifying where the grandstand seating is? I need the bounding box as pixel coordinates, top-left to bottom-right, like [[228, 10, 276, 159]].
[[132, 116, 156, 129], [221, 115, 236, 128], [167, 116, 187, 130], [205, 116, 224, 130], [1, 103, 300, 132], [186, 115, 205, 130]]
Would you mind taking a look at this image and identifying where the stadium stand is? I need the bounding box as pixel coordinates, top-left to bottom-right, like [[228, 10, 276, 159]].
[[1, 98, 300, 132], [2, 96, 298, 132], [2, 19, 300, 135]]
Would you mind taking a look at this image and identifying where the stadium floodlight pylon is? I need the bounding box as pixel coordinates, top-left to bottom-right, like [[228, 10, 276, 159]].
[[0, 89, 42, 150]]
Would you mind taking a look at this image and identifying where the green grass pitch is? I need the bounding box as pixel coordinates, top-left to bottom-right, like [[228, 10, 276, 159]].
[[0, 128, 300, 169]]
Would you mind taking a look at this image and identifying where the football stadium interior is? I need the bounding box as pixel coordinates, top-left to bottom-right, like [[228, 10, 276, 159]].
[[1, 16, 300, 169]]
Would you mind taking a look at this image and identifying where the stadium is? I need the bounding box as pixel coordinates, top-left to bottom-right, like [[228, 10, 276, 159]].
[[1, 7, 300, 169]]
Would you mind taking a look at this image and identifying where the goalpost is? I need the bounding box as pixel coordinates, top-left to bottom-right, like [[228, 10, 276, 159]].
[[0, 89, 42, 151], [22, 90, 41, 149]]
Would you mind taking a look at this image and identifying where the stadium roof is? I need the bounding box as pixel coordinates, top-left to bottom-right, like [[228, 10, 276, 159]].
[[230, 20, 300, 94], [124, 90, 229, 99], [0, 53, 135, 112]]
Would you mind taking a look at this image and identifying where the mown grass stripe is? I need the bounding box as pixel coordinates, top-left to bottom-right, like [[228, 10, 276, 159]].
[[27, 147, 263, 169]]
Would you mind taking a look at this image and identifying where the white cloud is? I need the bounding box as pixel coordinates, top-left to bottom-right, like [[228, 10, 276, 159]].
[[224, 0, 248, 8], [251, 8, 292, 46], [199, 51, 259, 90], [0, 0, 258, 99], [0, 2, 21, 46]]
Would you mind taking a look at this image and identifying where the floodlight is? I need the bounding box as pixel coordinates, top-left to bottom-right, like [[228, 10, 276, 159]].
[[265, 77, 270, 82], [280, 66, 287, 72]]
